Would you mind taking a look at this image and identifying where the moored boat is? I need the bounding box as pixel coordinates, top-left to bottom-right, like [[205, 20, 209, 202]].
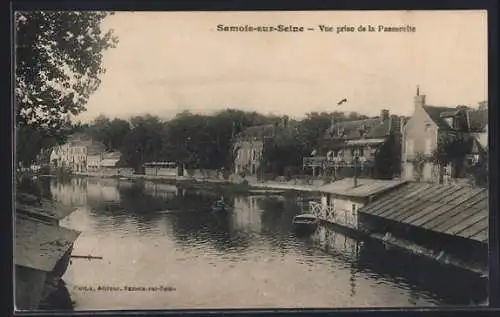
[[292, 213, 319, 235], [211, 200, 232, 212]]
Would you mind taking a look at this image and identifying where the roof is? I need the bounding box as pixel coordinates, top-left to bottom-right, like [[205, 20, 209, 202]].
[[143, 161, 177, 166], [15, 216, 81, 272], [422, 105, 458, 129], [345, 138, 386, 146], [87, 142, 106, 155], [359, 182, 488, 243], [16, 199, 77, 221], [238, 124, 276, 140], [102, 151, 121, 159], [101, 159, 120, 167], [324, 115, 399, 141], [318, 178, 406, 198], [467, 109, 488, 132], [67, 132, 92, 142]]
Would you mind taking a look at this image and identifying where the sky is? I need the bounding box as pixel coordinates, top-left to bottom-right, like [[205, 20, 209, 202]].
[[74, 10, 487, 123]]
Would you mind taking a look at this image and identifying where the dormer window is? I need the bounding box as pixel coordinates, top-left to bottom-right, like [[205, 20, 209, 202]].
[[444, 117, 454, 128]]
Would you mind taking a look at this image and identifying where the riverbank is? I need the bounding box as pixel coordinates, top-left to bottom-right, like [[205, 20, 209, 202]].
[[74, 172, 323, 194]]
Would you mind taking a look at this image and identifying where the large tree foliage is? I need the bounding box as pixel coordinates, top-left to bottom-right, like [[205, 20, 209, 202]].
[[120, 115, 164, 171], [15, 11, 118, 165], [431, 132, 469, 178], [86, 115, 130, 151]]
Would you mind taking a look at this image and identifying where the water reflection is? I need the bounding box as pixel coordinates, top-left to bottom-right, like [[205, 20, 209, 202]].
[[39, 177, 488, 310]]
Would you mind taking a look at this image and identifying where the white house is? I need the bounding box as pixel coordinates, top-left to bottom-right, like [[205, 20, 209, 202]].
[[87, 153, 103, 171], [49, 144, 87, 173], [101, 152, 121, 168], [310, 178, 406, 230], [49, 134, 107, 173]]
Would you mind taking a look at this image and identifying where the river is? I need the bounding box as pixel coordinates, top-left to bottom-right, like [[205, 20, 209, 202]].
[[32, 176, 487, 310]]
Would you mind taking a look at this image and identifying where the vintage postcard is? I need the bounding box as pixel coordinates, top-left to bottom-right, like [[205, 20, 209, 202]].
[[14, 10, 488, 311]]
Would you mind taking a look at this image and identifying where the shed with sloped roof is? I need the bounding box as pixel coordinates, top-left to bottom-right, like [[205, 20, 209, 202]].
[[359, 182, 488, 244]]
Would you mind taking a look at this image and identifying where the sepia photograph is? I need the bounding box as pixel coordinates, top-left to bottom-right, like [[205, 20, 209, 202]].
[[13, 10, 489, 311]]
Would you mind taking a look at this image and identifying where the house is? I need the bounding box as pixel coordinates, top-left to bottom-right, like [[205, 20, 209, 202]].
[[87, 152, 103, 171], [309, 178, 406, 230], [401, 88, 488, 183], [233, 118, 290, 178], [303, 109, 402, 179], [101, 151, 121, 172], [49, 144, 87, 173], [86, 142, 107, 171], [49, 133, 107, 173], [143, 161, 181, 177], [465, 103, 488, 165]]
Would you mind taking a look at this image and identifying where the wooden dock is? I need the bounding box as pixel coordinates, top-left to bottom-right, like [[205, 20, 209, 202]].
[[15, 195, 81, 310]]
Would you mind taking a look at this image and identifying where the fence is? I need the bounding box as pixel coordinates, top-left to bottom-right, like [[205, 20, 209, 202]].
[[309, 201, 358, 230]]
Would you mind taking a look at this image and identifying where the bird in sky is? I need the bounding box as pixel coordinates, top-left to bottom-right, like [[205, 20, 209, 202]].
[[337, 98, 348, 105]]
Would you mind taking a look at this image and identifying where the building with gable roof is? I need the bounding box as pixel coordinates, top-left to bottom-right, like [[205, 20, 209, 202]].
[[401, 88, 488, 183], [303, 109, 403, 179], [49, 133, 108, 173], [233, 118, 291, 178]]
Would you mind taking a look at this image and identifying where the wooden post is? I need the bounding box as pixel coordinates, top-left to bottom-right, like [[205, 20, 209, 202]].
[[353, 156, 359, 188]]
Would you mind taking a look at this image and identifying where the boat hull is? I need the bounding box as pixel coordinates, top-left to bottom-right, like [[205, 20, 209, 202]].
[[292, 221, 319, 236]]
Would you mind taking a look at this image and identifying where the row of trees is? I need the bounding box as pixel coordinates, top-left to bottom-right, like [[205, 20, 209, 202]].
[[76, 110, 370, 174]]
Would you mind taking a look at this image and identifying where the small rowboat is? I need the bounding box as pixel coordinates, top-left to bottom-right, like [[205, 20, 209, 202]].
[[292, 213, 319, 235], [211, 201, 231, 212]]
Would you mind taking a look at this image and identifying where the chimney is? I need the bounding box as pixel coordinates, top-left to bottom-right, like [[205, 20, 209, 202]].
[[282, 116, 289, 128], [380, 109, 390, 121], [414, 85, 426, 109]]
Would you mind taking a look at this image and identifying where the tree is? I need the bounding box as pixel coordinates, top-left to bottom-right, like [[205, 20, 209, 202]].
[[410, 152, 428, 182], [120, 115, 164, 172], [87, 115, 130, 151], [15, 11, 118, 166], [466, 155, 488, 188], [431, 132, 468, 179], [16, 124, 63, 166], [373, 134, 400, 179]]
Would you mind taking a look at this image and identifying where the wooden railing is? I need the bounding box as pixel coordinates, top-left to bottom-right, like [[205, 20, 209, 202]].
[[303, 157, 326, 167], [303, 157, 375, 168], [309, 201, 358, 229]]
